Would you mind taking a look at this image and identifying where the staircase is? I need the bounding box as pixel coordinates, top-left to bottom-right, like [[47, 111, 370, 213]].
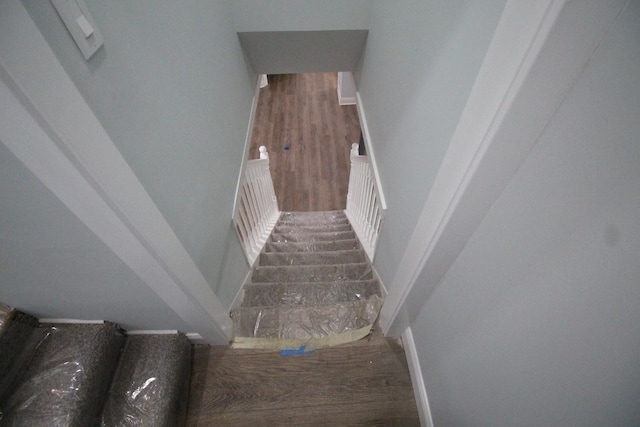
[[0, 306, 191, 426], [231, 211, 384, 350]]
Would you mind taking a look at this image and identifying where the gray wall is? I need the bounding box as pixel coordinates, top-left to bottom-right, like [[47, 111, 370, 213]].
[[411, 3, 640, 425], [237, 30, 368, 74], [356, 0, 507, 291], [21, 0, 256, 307], [231, 0, 371, 32], [0, 142, 191, 331], [233, 1, 371, 75]]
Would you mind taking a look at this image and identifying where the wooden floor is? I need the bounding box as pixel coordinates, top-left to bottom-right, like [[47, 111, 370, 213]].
[[248, 73, 362, 212], [186, 331, 421, 426]]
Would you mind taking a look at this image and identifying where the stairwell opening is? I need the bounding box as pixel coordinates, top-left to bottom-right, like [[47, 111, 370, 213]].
[[246, 72, 362, 212], [229, 72, 386, 350]]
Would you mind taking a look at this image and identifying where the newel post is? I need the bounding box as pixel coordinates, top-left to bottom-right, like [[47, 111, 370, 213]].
[[350, 143, 359, 158], [259, 145, 269, 159]]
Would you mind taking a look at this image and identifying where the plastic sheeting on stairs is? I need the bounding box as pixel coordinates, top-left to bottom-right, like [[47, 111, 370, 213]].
[[0, 306, 192, 427], [231, 211, 384, 351]]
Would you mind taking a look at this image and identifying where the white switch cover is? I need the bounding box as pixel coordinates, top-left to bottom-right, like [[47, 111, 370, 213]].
[[76, 15, 94, 38], [51, 0, 103, 60]]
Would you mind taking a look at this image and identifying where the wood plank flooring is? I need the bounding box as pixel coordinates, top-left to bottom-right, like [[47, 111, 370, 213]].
[[186, 332, 420, 426], [248, 73, 362, 212]]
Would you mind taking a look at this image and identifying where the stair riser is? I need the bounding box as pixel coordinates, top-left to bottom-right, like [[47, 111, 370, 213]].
[[270, 231, 355, 243], [265, 240, 360, 253], [252, 264, 372, 283], [259, 250, 365, 266], [243, 281, 381, 307], [277, 211, 347, 226]]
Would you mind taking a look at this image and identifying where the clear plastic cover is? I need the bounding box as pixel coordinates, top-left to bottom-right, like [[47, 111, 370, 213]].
[[277, 211, 348, 226], [234, 210, 383, 348], [0, 304, 11, 331], [252, 263, 373, 284], [243, 280, 380, 307], [232, 297, 383, 340], [100, 334, 191, 427], [0, 324, 123, 427]]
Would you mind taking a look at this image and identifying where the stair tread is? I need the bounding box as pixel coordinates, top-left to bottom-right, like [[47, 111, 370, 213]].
[[259, 249, 365, 266], [0, 323, 123, 426], [252, 262, 372, 283], [265, 239, 360, 253], [270, 230, 356, 243], [277, 213, 348, 227], [242, 280, 381, 307], [101, 334, 191, 427]]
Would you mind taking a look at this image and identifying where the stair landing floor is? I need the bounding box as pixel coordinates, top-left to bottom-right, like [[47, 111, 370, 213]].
[[185, 328, 420, 426]]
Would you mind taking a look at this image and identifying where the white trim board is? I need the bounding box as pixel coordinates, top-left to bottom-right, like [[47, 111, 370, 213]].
[[402, 327, 434, 427], [0, 0, 231, 344], [338, 95, 356, 106], [39, 319, 106, 324], [185, 333, 208, 345], [382, 0, 628, 336], [355, 92, 387, 213], [126, 330, 179, 335], [232, 73, 264, 219]]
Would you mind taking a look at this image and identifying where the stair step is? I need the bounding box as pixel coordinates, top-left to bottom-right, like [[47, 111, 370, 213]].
[[270, 230, 356, 243], [0, 323, 124, 426], [0, 310, 39, 402], [265, 239, 360, 253], [242, 280, 382, 307], [273, 223, 352, 234], [101, 334, 191, 426], [232, 298, 383, 340], [252, 263, 372, 283], [277, 211, 348, 226], [259, 249, 366, 266]]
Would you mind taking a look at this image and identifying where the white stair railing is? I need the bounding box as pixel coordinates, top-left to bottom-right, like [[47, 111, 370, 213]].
[[234, 146, 280, 265], [345, 143, 385, 261]]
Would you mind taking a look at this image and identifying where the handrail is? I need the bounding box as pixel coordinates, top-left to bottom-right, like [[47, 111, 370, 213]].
[[234, 146, 280, 265], [345, 143, 384, 261]]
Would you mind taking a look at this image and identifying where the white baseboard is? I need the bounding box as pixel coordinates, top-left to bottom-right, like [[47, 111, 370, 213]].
[[39, 318, 105, 324], [185, 332, 208, 345], [126, 330, 208, 345], [402, 326, 434, 427], [126, 329, 179, 335], [338, 94, 356, 106]]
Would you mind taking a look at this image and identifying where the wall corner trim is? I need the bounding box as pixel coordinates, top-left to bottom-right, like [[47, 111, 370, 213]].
[[403, 326, 434, 427]]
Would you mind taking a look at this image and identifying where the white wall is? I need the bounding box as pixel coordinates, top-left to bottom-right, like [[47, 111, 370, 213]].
[[356, 0, 507, 294], [20, 0, 256, 308], [231, 0, 371, 32], [411, 2, 640, 425]]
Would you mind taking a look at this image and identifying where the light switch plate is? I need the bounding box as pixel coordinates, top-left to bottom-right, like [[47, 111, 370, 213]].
[[51, 0, 103, 60]]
